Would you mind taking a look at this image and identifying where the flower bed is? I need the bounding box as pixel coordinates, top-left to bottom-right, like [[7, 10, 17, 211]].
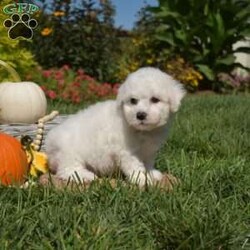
[[26, 65, 120, 104]]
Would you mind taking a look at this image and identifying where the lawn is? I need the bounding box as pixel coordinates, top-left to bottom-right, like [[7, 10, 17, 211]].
[[0, 94, 249, 249]]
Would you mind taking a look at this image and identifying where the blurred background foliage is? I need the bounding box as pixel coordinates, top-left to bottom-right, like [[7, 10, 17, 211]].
[[135, 0, 250, 91], [1, 0, 249, 96], [24, 0, 122, 83]]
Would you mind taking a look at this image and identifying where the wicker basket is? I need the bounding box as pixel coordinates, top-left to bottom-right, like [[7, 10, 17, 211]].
[[0, 115, 71, 151]]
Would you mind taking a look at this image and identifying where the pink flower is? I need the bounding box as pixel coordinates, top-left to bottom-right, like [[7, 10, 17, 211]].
[[42, 70, 52, 78], [62, 65, 70, 71], [70, 91, 82, 103], [73, 96, 81, 103], [54, 70, 64, 80], [103, 83, 112, 90], [61, 92, 70, 101], [77, 68, 85, 75], [47, 90, 57, 100], [88, 82, 97, 91], [57, 79, 65, 89], [73, 82, 81, 88]]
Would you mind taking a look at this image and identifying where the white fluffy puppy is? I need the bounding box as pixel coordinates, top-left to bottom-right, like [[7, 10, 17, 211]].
[[45, 67, 185, 186]]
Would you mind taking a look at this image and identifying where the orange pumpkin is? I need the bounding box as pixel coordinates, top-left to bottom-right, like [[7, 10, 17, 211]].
[[0, 133, 28, 185]]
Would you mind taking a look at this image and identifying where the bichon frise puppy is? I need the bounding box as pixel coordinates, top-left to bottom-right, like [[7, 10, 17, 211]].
[[45, 67, 185, 186]]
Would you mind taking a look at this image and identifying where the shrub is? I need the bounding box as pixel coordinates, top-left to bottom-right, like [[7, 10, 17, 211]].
[[165, 56, 203, 91], [115, 33, 172, 82], [115, 36, 203, 89], [218, 72, 250, 93], [115, 5, 205, 90], [114, 36, 141, 82], [0, 0, 37, 82], [26, 66, 120, 104], [140, 0, 250, 90], [26, 0, 121, 82]]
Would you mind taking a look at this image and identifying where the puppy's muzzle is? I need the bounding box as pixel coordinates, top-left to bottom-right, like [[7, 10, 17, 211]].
[[136, 111, 147, 121]]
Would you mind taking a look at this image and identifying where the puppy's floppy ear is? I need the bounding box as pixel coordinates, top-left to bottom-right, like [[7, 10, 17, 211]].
[[169, 82, 186, 113], [116, 84, 125, 106]]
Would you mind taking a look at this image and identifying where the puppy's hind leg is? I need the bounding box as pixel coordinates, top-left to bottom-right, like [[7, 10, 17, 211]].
[[53, 158, 97, 183]]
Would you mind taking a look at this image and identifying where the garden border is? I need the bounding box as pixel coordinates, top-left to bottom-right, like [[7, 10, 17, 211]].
[[0, 115, 70, 151]]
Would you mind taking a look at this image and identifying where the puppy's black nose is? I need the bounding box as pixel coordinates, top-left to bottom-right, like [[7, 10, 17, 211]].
[[136, 112, 147, 121]]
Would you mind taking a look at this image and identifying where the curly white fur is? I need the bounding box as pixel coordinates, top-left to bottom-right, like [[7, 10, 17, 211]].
[[45, 67, 185, 186]]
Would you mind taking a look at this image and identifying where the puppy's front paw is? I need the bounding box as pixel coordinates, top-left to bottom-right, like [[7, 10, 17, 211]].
[[129, 171, 153, 187], [129, 170, 179, 191], [129, 170, 163, 187], [149, 169, 163, 182], [157, 173, 179, 191]]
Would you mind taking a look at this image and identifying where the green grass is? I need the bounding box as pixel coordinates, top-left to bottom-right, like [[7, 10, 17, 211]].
[[1, 94, 250, 249]]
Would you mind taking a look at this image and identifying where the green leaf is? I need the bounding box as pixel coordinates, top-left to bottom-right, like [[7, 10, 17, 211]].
[[235, 7, 250, 22], [147, 6, 161, 14], [155, 24, 169, 33], [155, 10, 181, 19], [155, 33, 175, 46], [205, 13, 214, 28], [215, 12, 225, 36], [193, 54, 204, 63], [174, 29, 188, 44], [204, 2, 209, 16], [240, 29, 250, 37], [213, 12, 226, 53], [217, 54, 236, 66], [227, 28, 238, 37], [159, 0, 169, 9], [196, 64, 215, 81]]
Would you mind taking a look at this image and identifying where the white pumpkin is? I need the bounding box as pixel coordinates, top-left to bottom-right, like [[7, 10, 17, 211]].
[[0, 81, 47, 124]]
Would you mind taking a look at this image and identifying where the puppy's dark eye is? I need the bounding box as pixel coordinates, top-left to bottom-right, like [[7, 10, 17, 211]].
[[151, 97, 160, 103], [130, 98, 138, 105]]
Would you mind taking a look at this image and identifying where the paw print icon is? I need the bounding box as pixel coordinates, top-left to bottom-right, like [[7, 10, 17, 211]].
[[3, 13, 38, 40]]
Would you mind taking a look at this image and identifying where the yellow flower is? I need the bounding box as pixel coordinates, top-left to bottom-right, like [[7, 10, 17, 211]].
[[128, 61, 139, 72], [177, 57, 185, 64], [41, 28, 53, 36], [53, 11, 65, 17], [192, 79, 199, 87], [166, 64, 173, 69], [195, 71, 203, 80], [26, 149, 48, 177], [146, 58, 153, 64]]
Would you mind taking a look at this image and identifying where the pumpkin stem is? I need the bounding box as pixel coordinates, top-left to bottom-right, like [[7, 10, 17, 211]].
[[0, 60, 21, 82]]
